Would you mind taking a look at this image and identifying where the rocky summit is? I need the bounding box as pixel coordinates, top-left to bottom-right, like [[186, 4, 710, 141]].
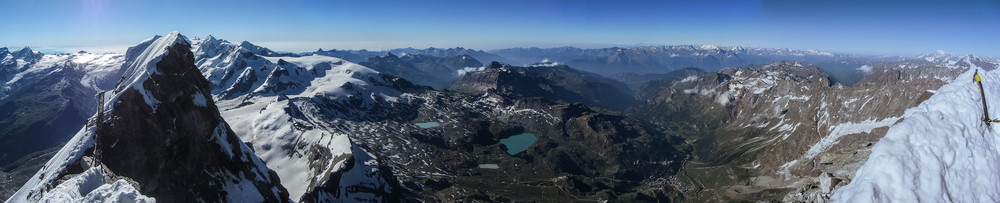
[[7, 32, 289, 202]]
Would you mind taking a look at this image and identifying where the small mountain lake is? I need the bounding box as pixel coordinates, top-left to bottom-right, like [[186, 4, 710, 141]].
[[415, 122, 440, 128], [478, 164, 499, 169], [500, 133, 537, 155]]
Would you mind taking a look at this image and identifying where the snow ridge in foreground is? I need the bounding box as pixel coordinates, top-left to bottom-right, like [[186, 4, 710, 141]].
[[833, 69, 1000, 202]]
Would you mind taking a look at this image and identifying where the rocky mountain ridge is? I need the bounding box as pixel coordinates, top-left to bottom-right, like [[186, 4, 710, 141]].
[[8, 32, 290, 202]]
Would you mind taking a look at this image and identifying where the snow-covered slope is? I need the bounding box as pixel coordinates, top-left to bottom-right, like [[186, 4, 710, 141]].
[[198, 40, 418, 201], [832, 68, 1000, 202], [7, 32, 290, 202]]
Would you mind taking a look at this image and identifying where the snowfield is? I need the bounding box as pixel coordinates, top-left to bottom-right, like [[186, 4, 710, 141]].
[[209, 51, 399, 201], [833, 68, 1000, 202]]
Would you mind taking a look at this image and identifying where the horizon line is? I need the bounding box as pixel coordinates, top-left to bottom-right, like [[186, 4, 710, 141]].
[[3, 42, 984, 59]]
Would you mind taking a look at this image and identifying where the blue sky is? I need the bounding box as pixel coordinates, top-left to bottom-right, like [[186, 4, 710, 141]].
[[2, 0, 999, 56]]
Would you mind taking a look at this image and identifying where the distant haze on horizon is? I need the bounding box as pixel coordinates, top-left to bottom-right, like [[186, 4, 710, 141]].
[[2, 0, 998, 57]]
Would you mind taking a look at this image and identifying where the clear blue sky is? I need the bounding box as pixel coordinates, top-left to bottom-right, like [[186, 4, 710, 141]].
[[2, 0, 998, 56]]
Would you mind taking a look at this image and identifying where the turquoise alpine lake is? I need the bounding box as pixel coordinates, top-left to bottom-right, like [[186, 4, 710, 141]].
[[478, 164, 500, 169], [415, 122, 440, 128], [500, 133, 537, 155]]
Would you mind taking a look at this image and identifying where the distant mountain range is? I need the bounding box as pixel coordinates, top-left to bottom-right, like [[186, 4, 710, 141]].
[[310, 47, 507, 65], [303, 45, 918, 86]]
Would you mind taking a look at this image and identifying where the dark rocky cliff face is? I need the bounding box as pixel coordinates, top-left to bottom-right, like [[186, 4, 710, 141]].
[[91, 42, 290, 202]]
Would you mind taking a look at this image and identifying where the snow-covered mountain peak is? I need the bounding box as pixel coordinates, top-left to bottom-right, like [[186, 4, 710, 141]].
[[204, 34, 218, 42], [252, 54, 384, 98], [918, 50, 958, 62], [237, 41, 282, 56], [528, 58, 560, 67], [381, 52, 399, 59], [238, 40, 254, 48], [189, 36, 229, 57], [191, 34, 226, 50], [699, 44, 720, 50], [9, 46, 42, 61], [114, 32, 190, 96]]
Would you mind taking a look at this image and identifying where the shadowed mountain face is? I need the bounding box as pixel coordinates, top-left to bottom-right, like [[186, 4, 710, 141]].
[[359, 53, 483, 89], [0, 47, 129, 200], [449, 61, 636, 111], [0, 67, 95, 166]]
